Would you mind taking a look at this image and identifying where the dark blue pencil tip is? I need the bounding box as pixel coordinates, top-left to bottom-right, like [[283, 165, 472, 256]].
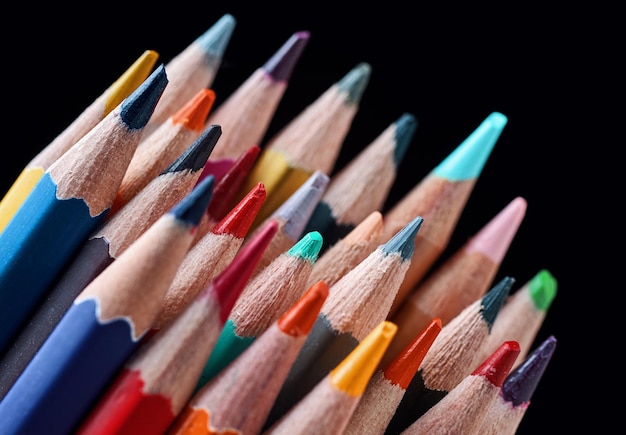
[[164, 125, 222, 174], [482, 276, 515, 328], [120, 64, 168, 130], [381, 215, 423, 260], [502, 335, 557, 406], [264, 31, 310, 81], [171, 175, 215, 226], [393, 113, 418, 166]]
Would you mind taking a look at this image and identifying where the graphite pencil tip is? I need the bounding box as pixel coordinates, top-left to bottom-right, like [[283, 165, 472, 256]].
[[381, 215, 423, 259], [529, 269, 558, 311], [172, 175, 214, 226], [164, 125, 221, 174], [171, 89, 216, 132], [473, 340, 521, 387], [264, 31, 311, 81], [212, 182, 267, 239], [105, 50, 159, 113], [393, 113, 418, 166], [196, 13, 237, 58], [482, 276, 516, 329], [278, 281, 330, 337], [120, 64, 168, 129], [434, 111, 508, 180], [502, 335, 557, 405], [338, 62, 371, 105]]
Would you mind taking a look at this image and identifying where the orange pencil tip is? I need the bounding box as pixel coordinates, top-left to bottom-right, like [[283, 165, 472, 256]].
[[278, 281, 329, 336], [172, 89, 217, 132]]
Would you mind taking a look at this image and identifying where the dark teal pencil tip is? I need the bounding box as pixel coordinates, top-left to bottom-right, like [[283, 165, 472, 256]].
[[482, 276, 515, 328], [502, 335, 557, 405], [381, 215, 423, 260], [196, 13, 237, 58], [264, 31, 310, 82], [171, 175, 214, 226], [164, 125, 222, 174], [338, 62, 371, 104], [120, 64, 168, 130], [393, 113, 418, 166]]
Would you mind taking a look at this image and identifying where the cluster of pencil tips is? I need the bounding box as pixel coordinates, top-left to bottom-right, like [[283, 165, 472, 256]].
[[0, 13, 557, 435]]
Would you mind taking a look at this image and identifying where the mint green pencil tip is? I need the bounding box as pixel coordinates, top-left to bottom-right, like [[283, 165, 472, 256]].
[[287, 231, 323, 263], [529, 269, 557, 311]]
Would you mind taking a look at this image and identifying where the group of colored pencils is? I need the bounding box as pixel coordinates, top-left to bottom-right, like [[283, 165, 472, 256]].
[[0, 12, 558, 435]]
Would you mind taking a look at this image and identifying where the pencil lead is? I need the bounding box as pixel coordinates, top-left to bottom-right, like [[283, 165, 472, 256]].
[[482, 276, 515, 330], [474, 340, 521, 387], [271, 171, 329, 241], [195, 13, 237, 58], [170, 89, 216, 133], [105, 50, 159, 113], [264, 31, 311, 81], [435, 111, 508, 180], [503, 335, 557, 405], [171, 175, 214, 226], [212, 182, 267, 239], [121, 64, 168, 129], [338, 62, 371, 104], [393, 113, 418, 165], [287, 231, 324, 264], [330, 321, 398, 397], [213, 220, 279, 323], [163, 125, 221, 174], [529, 269, 558, 311], [278, 281, 330, 337], [341, 211, 383, 245], [381, 215, 423, 259]]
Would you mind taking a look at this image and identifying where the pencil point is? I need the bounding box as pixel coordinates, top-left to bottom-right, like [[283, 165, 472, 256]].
[[164, 125, 221, 174], [120, 64, 168, 129], [196, 13, 237, 58], [338, 62, 371, 104], [434, 111, 508, 180], [105, 50, 159, 113], [171, 175, 214, 226], [381, 215, 423, 260], [503, 335, 557, 405], [342, 211, 384, 245], [465, 196, 527, 263], [278, 281, 329, 337], [529, 269, 558, 311], [473, 340, 520, 387], [393, 113, 418, 166], [212, 182, 267, 239], [482, 276, 515, 329], [171, 89, 216, 132], [213, 220, 279, 323], [287, 231, 323, 263], [330, 321, 397, 397], [264, 31, 311, 81]]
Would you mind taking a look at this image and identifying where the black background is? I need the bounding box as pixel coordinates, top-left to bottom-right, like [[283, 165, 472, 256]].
[[2, 3, 615, 432]]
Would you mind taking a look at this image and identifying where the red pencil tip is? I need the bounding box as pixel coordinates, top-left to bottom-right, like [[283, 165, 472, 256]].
[[472, 340, 520, 387], [212, 183, 266, 239]]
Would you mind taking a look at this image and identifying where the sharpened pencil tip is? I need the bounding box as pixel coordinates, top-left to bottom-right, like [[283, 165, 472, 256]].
[[164, 124, 221, 174], [105, 49, 159, 113], [529, 269, 557, 311], [196, 13, 237, 58], [171, 89, 216, 132], [171, 175, 214, 226], [287, 231, 323, 263], [120, 64, 168, 130], [393, 113, 418, 166], [338, 62, 371, 104], [381, 215, 423, 260], [278, 281, 329, 336], [482, 276, 515, 329], [213, 182, 267, 239], [264, 31, 311, 81], [473, 340, 520, 387]]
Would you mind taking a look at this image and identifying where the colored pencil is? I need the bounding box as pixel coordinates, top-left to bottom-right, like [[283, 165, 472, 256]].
[[143, 14, 235, 136], [303, 112, 417, 253], [0, 49, 158, 233], [196, 230, 323, 389], [75, 212, 278, 435], [154, 182, 267, 329], [385, 196, 527, 366], [343, 318, 442, 435], [476, 268, 557, 367], [262, 320, 398, 435], [265, 215, 423, 429], [239, 62, 372, 229], [385, 276, 515, 434], [0, 65, 168, 354], [194, 144, 261, 241], [0, 127, 219, 401], [400, 340, 521, 435], [479, 335, 557, 435], [169, 281, 329, 435], [0, 175, 214, 434], [383, 111, 508, 316], [203, 31, 310, 181], [243, 170, 329, 278], [305, 210, 383, 289], [110, 88, 216, 214]]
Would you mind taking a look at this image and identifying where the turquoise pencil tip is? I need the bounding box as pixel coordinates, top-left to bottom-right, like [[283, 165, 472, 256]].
[[381, 215, 423, 259], [434, 111, 508, 180], [287, 231, 323, 264], [482, 276, 515, 329], [171, 175, 214, 226], [196, 13, 237, 58], [120, 64, 168, 130], [264, 31, 311, 82], [338, 62, 371, 104], [393, 113, 418, 166]]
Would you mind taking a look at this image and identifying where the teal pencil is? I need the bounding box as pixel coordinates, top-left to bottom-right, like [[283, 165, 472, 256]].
[[0, 65, 168, 354]]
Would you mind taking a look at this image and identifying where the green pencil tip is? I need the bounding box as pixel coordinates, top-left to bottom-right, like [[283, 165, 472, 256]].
[[287, 231, 323, 263], [528, 269, 557, 311], [337, 62, 371, 104]]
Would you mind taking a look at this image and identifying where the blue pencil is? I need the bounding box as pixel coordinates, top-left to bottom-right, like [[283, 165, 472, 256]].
[[0, 65, 168, 353], [0, 175, 214, 434]]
